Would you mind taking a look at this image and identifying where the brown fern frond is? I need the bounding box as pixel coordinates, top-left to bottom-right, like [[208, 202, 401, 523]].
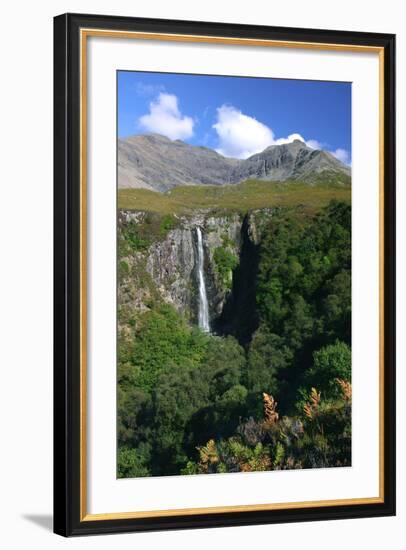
[[310, 387, 321, 408], [303, 388, 321, 419], [263, 392, 279, 425], [199, 439, 219, 466], [240, 455, 272, 473], [303, 402, 313, 419], [336, 378, 352, 401]]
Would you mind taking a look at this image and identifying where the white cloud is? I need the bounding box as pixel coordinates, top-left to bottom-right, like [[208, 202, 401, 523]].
[[139, 93, 194, 140], [212, 105, 322, 159], [274, 132, 305, 146], [274, 134, 322, 149], [213, 105, 274, 159], [305, 139, 323, 150], [331, 148, 351, 165]]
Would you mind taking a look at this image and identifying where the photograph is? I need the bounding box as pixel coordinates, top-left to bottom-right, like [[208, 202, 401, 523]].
[[51, 12, 395, 536], [116, 71, 352, 479]]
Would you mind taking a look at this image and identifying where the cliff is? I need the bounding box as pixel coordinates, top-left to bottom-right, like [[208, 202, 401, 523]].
[[118, 208, 273, 337]]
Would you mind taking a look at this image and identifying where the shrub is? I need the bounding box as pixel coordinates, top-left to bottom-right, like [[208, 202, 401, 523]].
[[213, 246, 238, 289]]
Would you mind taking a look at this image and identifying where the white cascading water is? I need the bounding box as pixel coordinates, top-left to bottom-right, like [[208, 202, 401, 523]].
[[196, 227, 210, 332]]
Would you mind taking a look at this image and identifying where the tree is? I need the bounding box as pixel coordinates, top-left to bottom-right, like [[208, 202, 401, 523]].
[[247, 325, 291, 394], [303, 341, 351, 398], [117, 446, 151, 478]]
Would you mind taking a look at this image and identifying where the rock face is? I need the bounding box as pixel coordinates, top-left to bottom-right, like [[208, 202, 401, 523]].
[[229, 140, 350, 185], [118, 134, 350, 191], [146, 225, 196, 317], [118, 209, 273, 332], [118, 134, 238, 191]]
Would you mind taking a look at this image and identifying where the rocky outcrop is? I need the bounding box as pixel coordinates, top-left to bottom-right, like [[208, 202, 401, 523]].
[[118, 209, 273, 331], [118, 134, 350, 191], [229, 140, 350, 185], [146, 225, 196, 319]]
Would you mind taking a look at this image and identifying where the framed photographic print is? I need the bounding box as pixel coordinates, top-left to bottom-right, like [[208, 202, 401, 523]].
[[53, 13, 396, 536]]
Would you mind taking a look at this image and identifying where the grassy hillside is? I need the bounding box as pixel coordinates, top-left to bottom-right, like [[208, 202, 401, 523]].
[[118, 179, 351, 215]]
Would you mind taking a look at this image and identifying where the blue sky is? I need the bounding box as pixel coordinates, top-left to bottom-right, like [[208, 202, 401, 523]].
[[118, 71, 351, 164]]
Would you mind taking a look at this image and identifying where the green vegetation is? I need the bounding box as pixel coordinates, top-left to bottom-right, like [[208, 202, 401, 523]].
[[118, 305, 247, 476], [118, 211, 179, 255], [303, 341, 351, 399], [250, 201, 351, 410], [160, 213, 178, 232], [213, 246, 239, 290], [117, 201, 351, 477], [118, 200, 351, 477], [118, 179, 351, 215], [119, 305, 208, 392], [183, 382, 351, 473]]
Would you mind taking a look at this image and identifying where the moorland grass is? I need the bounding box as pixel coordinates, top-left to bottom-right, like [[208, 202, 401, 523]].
[[118, 179, 351, 215]]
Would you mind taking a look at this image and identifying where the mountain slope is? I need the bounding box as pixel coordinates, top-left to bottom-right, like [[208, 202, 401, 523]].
[[118, 134, 350, 191], [230, 139, 350, 185], [118, 133, 238, 191]]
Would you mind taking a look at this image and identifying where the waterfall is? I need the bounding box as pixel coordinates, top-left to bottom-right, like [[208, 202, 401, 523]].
[[196, 227, 210, 332]]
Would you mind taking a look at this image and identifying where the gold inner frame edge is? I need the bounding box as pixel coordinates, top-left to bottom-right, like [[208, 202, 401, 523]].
[[79, 28, 385, 522]]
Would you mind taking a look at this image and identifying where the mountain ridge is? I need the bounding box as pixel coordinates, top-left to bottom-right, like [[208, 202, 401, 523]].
[[118, 133, 351, 192]]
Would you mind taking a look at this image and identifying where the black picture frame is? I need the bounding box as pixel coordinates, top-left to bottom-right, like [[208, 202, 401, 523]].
[[54, 12, 396, 537]]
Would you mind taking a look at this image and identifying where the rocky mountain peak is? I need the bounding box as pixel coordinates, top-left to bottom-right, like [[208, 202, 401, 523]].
[[118, 133, 350, 191]]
